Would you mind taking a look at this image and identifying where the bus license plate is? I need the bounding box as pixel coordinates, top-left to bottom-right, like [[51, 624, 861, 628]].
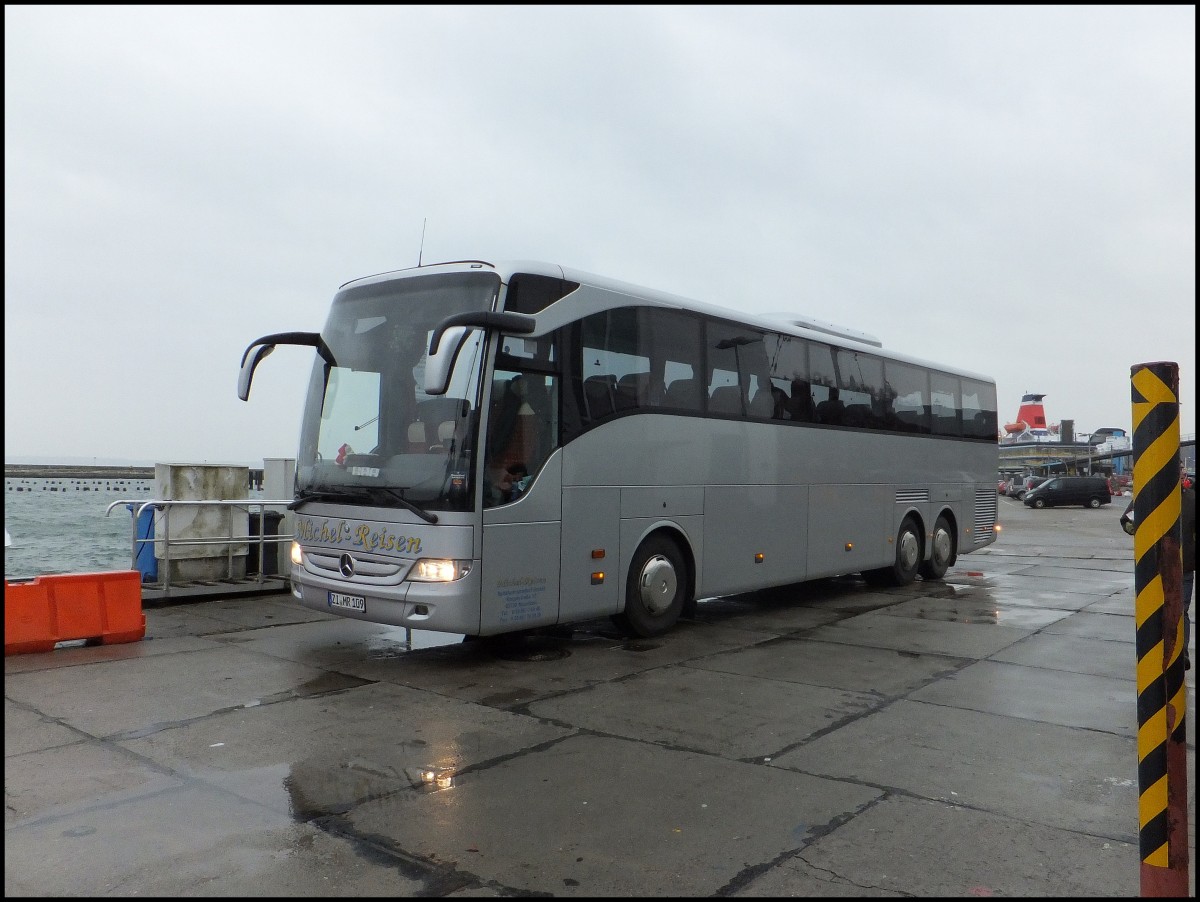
[[328, 591, 366, 613]]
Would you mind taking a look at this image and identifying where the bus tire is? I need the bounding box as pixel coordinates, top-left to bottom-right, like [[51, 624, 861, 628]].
[[919, 515, 954, 581], [613, 534, 687, 638], [866, 516, 922, 587]]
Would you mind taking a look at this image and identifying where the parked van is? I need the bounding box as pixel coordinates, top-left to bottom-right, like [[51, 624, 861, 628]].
[[1023, 476, 1112, 509]]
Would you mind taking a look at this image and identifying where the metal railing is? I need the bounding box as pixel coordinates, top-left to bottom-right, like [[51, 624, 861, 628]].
[[105, 497, 294, 597]]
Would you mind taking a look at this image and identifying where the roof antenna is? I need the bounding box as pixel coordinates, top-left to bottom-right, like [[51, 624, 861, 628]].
[[418, 218, 427, 267]]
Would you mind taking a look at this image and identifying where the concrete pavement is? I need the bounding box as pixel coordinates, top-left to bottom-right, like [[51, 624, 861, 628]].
[[5, 494, 1195, 896]]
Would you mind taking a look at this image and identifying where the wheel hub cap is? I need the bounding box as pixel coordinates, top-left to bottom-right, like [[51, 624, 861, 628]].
[[639, 555, 677, 616]]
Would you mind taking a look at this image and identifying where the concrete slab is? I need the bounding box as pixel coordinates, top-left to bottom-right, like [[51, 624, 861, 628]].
[[909, 659, 1138, 736], [770, 698, 1138, 837], [732, 795, 1139, 897]]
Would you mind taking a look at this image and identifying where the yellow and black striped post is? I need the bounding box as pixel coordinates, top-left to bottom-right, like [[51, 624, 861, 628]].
[[1130, 361, 1188, 896]]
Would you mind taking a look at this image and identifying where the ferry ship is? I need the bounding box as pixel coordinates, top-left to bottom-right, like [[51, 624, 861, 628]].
[[1001, 393, 1129, 451], [999, 393, 1131, 475]]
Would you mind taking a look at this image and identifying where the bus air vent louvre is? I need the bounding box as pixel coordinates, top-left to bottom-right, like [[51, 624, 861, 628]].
[[972, 491, 998, 544], [895, 490, 929, 504]]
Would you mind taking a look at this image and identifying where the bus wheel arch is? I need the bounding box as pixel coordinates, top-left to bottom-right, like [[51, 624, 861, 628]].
[[919, 511, 956, 581], [613, 530, 692, 638]]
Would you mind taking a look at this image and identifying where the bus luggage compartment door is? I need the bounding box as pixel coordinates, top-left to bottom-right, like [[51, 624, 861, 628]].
[[561, 488, 620, 620]]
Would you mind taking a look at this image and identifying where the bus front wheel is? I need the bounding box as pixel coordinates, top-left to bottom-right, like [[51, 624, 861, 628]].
[[918, 515, 955, 581], [614, 535, 687, 638], [865, 516, 922, 587]]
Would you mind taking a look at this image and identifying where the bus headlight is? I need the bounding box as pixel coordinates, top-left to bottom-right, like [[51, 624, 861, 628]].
[[409, 559, 472, 582], [290, 541, 303, 566]]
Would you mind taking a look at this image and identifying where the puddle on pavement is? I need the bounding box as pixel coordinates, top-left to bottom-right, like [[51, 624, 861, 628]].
[[365, 627, 464, 658], [912, 603, 1000, 624]]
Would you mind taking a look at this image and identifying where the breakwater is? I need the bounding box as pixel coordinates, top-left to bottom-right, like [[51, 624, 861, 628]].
[[5, 465, 265, 491]]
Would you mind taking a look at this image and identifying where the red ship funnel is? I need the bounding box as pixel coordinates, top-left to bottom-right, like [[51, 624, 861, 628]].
[[1004, 393, 1049, 434]]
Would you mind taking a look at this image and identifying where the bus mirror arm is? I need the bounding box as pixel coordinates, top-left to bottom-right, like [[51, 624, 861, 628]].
[[426, 312, 536, 356], [237, 331, 334, 402], [424, 312, 536, 396]]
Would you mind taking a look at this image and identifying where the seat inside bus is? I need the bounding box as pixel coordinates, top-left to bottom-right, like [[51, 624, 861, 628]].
[[583, 374, 617, 420], [663, 377, 701, 409], [407, 397, 470, 453], [708, 385, 742, 415], [616, 372, 662, 409]]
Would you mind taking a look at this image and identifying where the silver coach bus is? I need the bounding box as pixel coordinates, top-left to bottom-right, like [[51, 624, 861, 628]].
[[238, 259, 999, 639]]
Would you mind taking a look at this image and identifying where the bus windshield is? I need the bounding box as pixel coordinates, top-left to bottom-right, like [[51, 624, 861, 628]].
[[295, 271, 499, 512]]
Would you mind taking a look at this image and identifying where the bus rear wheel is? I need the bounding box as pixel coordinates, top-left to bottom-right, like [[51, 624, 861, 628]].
[[918, 515, 955, 581], [613, 535, 687, 638], [865, 516, 922, 587]]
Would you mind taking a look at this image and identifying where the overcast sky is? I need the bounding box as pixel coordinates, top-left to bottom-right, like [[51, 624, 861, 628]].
[[5, 5, 1195, 466]]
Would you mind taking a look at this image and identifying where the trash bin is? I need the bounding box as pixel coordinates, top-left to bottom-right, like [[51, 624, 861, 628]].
[[126, 503, 158, 582], [247, 510, 285, 576]]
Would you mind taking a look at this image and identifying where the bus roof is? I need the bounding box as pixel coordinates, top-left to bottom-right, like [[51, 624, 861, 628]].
[[340, 259, 994, 385]]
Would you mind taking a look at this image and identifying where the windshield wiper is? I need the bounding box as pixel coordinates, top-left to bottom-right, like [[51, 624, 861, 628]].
[[370, 487, 439, 524], [288, 488, 375, 511], [289, 486, 439, 524]]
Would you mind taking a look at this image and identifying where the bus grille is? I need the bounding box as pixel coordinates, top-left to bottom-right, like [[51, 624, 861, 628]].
[[895, 490, 930, 504], [973, 491, 998, 544]]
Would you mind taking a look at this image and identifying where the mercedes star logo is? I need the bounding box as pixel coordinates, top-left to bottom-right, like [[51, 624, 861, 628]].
[[339, 554, 355, 578]]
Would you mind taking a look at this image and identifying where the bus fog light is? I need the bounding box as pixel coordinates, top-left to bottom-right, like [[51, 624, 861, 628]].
[[410, 559, 472, 582]]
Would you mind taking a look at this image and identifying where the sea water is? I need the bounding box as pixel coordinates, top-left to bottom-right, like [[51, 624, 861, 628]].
[[4, 477, 159, 581]]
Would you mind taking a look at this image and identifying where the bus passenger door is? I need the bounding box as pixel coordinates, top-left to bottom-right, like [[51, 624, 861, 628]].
[[479, 456, 562, 634]]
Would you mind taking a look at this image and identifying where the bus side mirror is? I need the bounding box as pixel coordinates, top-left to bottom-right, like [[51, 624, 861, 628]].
[[239, 343, 275, 401], [424, 326, 469, 396], [237, 331, 329, 401]]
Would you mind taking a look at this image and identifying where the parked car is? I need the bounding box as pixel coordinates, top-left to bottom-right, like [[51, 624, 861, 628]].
[[1024, 475, 1112, 509], [1009, 475, 1048, 501]]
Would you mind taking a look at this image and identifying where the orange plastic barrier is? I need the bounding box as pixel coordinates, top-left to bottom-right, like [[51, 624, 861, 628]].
[[4, 570, 145, 655]]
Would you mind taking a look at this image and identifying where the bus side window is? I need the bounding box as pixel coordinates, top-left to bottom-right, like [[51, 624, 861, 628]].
[[961, 378, 997, 439], [884, 360, 930, 434], [930, 372, 961, 436]]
